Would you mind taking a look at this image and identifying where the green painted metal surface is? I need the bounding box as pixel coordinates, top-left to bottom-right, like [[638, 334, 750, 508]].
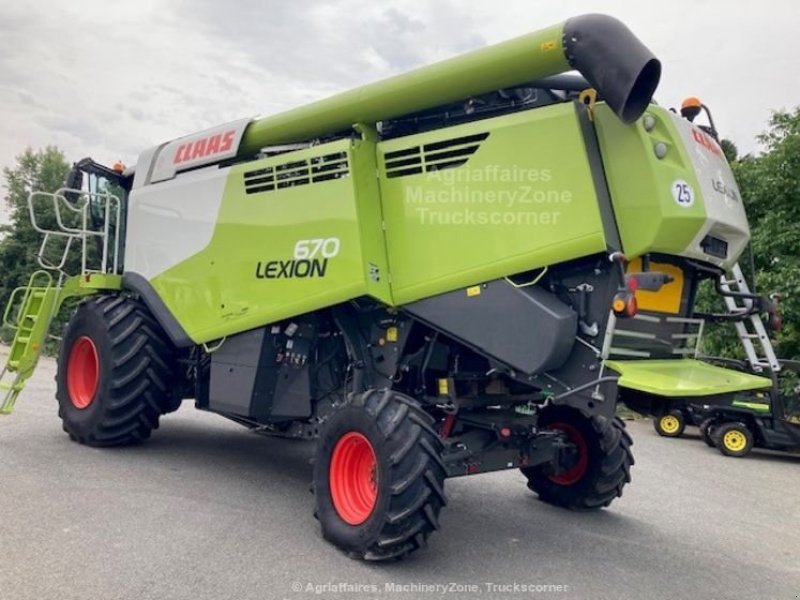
[[239, 24, 566, 153], [152, 137, 393, 343], [593, 104, 707, 259], [605, 359, 772, 397], [731, 400, 771, 414], [378, 103, 606, 304]]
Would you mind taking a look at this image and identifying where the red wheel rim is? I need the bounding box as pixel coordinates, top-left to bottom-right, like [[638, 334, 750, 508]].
[[548, 422, 588, 485], [66, 336, 99, 410], [329, 432, 378, 525]]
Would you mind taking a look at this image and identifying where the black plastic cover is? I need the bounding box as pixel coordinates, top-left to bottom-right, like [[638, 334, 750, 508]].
[[404, 280, 578, 375]]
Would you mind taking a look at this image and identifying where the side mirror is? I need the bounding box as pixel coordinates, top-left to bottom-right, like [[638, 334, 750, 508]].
[[64, 164, 84, 203]]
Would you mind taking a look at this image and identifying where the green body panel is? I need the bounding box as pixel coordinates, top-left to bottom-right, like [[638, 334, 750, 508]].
[[593, 104, 707, 259], [239, 24, 567, 153], [377, 104, 607, 303], [605, 359, 772, 397], [151, 138, 392, 343], [79, 273, 122, 291], [731, 400, 771, 414]]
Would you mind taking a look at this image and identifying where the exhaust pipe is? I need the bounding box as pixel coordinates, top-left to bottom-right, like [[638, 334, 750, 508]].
[[563, 14, 661, 124], [238, 14, 660, 154]]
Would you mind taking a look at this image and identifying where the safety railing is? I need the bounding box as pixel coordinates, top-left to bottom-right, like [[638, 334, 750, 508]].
[[602, 311, 705, 360], [27, 187, 121, 277]]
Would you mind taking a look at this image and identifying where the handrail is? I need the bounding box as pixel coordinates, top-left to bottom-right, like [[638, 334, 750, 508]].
[[27, 188, 121, 276]]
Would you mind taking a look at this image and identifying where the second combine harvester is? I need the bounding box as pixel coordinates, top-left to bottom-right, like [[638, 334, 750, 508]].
[[2, 14, 777, 559]]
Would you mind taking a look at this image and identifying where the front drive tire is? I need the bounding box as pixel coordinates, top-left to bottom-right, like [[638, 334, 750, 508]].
[[521, 406, 634, 510], [56, 295, 179, 446], [313, 389, 447, 561]]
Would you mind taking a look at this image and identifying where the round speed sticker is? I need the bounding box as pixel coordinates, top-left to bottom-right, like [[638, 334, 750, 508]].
[[672, 180, 695, 208]]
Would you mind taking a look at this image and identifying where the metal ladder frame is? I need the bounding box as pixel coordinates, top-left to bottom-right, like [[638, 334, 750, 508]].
[[0, 271, 57, 414], [718, 263, 780, 373], [1, 188, 122, 414]]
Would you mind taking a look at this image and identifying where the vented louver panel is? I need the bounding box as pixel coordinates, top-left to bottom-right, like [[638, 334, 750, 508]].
[[384, 146, 423, 178], [244, 151, 349, 195], [384, 132, 489, 179]]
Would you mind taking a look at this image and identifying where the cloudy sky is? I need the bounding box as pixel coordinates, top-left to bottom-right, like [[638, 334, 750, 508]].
[[1, 0, 798, 224]]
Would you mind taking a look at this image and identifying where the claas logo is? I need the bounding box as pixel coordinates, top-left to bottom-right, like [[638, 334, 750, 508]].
[[173, 130, 236, 164], [691, 128, 723, 158]]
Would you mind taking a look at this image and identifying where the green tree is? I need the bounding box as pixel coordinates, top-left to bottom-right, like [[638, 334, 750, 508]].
[[0, 147, 70, 344], [699, 107, 800, 365], [720, 138, 738, 163]]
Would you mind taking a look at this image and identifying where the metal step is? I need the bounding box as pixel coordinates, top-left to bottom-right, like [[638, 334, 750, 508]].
[[0, 270, 61, 415], [720, 263, 780, 373]]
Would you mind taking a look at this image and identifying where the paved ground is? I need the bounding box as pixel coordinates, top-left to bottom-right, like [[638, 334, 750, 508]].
[[1, 348, 799, 600]]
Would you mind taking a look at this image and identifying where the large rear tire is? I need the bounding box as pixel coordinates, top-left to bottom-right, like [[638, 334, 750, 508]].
[[313, 389, 447, 561], [56, 295, 178, 446], [521, 406, 633, 510]]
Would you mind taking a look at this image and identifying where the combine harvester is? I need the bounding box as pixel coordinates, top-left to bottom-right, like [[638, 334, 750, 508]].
[[0, 14, 785, 558]]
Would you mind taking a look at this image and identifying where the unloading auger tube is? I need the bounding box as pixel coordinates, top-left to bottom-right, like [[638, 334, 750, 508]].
[[238, 13, 661, 154]]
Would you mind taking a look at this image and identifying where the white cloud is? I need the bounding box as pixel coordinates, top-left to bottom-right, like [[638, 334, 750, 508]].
[[1, 0, 798, 226]]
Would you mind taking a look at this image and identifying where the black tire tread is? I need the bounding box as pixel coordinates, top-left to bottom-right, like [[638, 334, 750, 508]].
[[712, 421, 754, 457], [522, 412, 633, 510], [317, 389, 447, 561], [57, 294, 177, 447], [699, 417, 717, 447], [652, 409, 686, 438]]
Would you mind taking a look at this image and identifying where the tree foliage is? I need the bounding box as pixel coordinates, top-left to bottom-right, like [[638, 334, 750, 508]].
[[0, 148, 71, 341], [699, 108, 800, 366]]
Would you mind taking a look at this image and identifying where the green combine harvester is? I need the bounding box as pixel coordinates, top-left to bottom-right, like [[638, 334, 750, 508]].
[[1, 13, 787, 559]]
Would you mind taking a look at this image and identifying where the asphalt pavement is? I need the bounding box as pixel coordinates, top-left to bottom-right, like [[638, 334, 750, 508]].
[[1, 348, 799, 600]]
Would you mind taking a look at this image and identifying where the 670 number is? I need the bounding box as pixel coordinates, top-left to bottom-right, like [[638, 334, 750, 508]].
[[293, 238, 341, 260]]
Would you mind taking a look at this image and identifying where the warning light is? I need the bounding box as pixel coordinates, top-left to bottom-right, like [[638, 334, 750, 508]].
[[680, 97, 702, 122], [113, 161, 125, 173]]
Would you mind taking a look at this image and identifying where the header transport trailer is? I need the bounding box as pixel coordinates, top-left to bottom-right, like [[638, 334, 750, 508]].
[[0, 14, 775, 560]]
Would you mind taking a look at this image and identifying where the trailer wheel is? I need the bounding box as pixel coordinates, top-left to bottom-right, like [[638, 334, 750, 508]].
[[521, 407, 633, 510], [699, 418, 717, 447], [56, 295, 178, 446], [653, 409, 685, 437], [713, 422, 754, 457], [313, 389, 447, 561]]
